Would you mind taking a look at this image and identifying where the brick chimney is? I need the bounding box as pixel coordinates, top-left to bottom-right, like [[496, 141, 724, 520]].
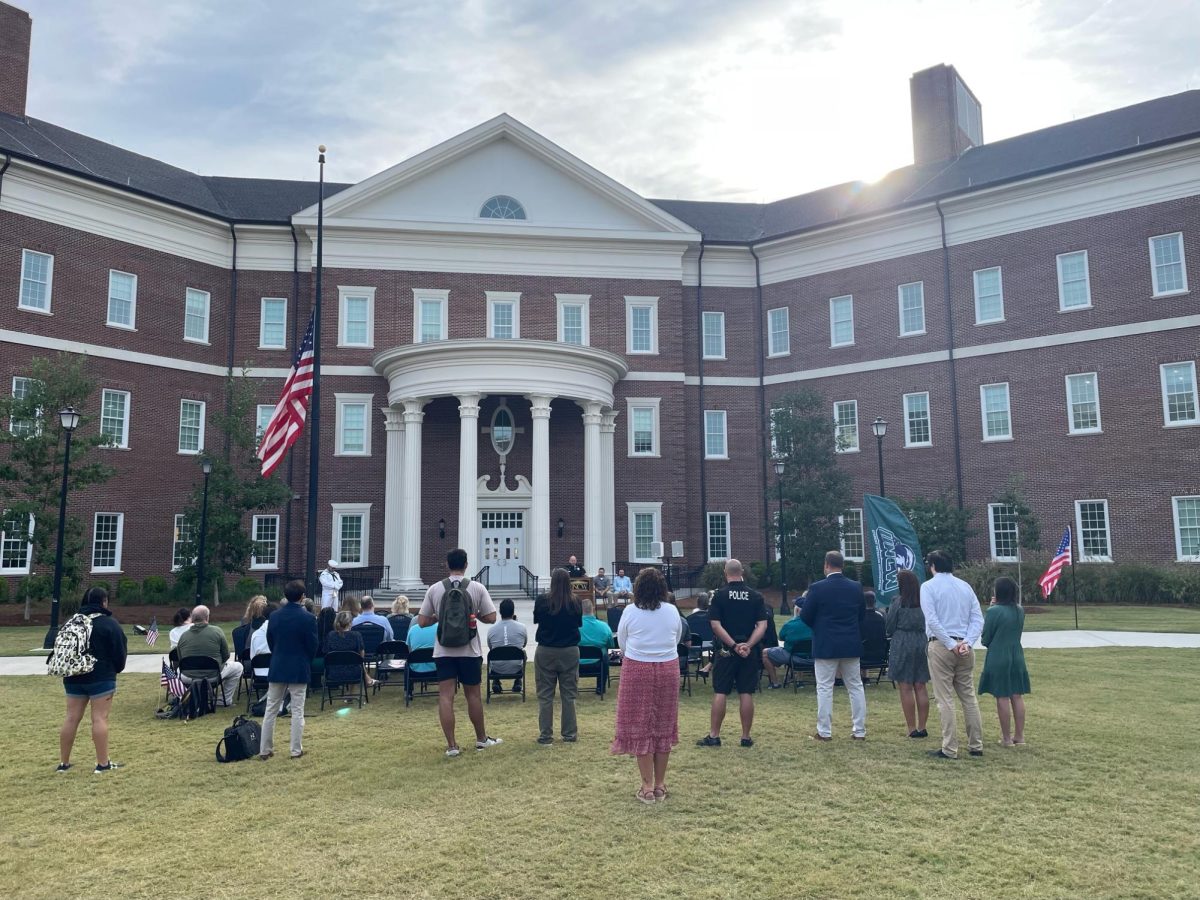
[[910, 64, 983, 166], [0, 1, 32, 119]]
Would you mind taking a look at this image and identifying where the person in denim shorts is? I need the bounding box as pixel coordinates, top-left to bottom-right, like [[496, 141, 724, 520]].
[[59, 586, 128, 774]]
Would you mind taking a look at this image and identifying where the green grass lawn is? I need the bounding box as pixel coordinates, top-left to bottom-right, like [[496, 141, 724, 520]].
[[1019, 604, 1200, 632], [1, 648, 1197, 899]]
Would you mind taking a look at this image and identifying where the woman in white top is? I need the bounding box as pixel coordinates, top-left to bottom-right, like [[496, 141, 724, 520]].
[[611, 567, 686, 804]]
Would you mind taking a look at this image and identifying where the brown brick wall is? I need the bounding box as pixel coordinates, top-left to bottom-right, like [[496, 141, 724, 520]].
[[0, 1, 30, 119]]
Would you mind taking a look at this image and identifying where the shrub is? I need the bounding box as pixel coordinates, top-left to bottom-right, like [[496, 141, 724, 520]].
[[234, 576, 261, 602], [957, 561, 1200, 606], [142, 575, 169, 604], [60, 593, 81, 618], [746, 561, 773, 590], [116, 577, 141, 604], [0, 577, 9, 604], [699, 562, 726, 592], [264, 584, 284, 604], [88, 580, 111, 598], [21, 574, 53, 601]]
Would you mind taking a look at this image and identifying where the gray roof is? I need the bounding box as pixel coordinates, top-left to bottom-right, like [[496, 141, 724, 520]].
[[3, 89, 1199, 237]]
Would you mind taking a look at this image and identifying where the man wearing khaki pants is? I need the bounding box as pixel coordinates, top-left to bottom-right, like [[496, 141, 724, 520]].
[[919, 550, 985, 759]]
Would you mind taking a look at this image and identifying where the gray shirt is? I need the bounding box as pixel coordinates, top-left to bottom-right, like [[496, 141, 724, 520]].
[[486, 618, 528, 675]]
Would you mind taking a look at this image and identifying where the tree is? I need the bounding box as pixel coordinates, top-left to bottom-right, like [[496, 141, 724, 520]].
[[895, 495, 975, 564], [176, 375, 292, 604], [770, 389, 854, 591], [991, 475, 1042, 554], [0, 355, 115, 617]]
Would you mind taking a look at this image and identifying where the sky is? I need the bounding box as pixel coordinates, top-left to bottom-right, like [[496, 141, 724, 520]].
[[16, 0, 1200, 203]]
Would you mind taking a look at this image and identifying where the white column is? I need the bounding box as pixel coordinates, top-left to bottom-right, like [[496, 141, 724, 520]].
[[581, 400, 604, 574], [381, 407, 405, 590], [600, 409, 617, 574], [397, 398, 426, 592], [528, 394, 553, 584], [456, 393, 481, 565]]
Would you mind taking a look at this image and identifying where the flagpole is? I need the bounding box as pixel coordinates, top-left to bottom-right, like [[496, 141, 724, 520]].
[[1070, 526, 1078, 630], [304, 146, 326, 601]]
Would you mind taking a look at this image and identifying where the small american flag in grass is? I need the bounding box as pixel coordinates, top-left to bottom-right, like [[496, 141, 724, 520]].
[[161, 658, 186, 699], [146, 616, 158, 646]]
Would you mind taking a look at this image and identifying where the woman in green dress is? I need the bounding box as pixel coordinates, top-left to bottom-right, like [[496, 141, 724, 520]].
[[979, 576, 1031, 746]]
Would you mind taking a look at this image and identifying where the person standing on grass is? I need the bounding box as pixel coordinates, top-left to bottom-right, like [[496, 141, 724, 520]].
[[920, 549, 985, 760], [612, 567, 686, 803], [886, 569, 931, 738], [418, 548, 501, 757], [801, 550, 868, 742], [979, 576, 1031, 747], [697, 558, 769, 749], [259, 579, 318, 761], [534, 568, 584, 744], [57, 586, 127, 774]]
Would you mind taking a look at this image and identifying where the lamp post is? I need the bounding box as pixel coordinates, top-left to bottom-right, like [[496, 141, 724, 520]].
[[43, 406, 81, 650], [194, 458, 213, 604], [774, 458, 788, 615], [872, 417, 888, 498]]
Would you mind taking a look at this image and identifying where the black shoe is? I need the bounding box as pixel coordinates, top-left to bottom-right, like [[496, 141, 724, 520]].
[[740, 737, 754, 748], [909, 729, 929, 739], [492, 683, 504, 695], [916, 729, 928, 738], [93, 760, 124, 773], [969, 749, 984, 757], [696, 735, 722, 747], [927, 749, 956, 759], [512, 682, 522, 693]]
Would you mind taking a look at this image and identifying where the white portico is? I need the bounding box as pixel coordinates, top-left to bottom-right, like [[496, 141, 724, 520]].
[[373, 340, 628, 591]]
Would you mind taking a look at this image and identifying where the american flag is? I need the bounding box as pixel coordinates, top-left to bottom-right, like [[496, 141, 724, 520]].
[[257, 311, 316, 478], [1039, 527, 1073, 598], [146, 615, 158, 646], [161, 658, 186, 699]]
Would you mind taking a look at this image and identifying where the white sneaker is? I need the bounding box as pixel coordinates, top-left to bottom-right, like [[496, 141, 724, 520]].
[[475, 736, 502, 750], [445, 747, 461, 758]]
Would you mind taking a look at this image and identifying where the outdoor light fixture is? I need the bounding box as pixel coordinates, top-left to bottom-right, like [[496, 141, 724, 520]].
[[557, 517, 565, 538], [438, 518, 446, 539], [44, 407, 81, 649], [871, 417, 887, 439], [872, 417, 887, 497]]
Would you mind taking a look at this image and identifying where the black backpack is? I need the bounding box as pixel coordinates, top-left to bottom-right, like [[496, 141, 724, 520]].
[[182, 678, 214, 720], [216, 715, 261, 762], [436, 577, 476, 648]]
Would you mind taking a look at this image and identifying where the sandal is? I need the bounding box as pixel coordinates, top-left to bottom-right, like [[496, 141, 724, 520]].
[[654, 786, 669, 801], [636, 788, 657, 805]]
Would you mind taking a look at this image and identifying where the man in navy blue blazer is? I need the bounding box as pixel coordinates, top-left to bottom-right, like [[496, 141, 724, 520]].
[[259, 579, 319, 760], [800, 550, 867, 741]]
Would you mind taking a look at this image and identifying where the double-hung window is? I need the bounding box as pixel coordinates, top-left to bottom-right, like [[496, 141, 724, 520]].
[[486, 291, 520, 339], [706, 512, 731, 561], [898, 282, 926, 336], [339, 286, 375, 347], [10, 376, 39, 437], [988, 504, 1019, 562], [0, 512, 33, 574], [626, 399, 660, 457], [413, 289, 449, 343], [1056, 251, 1091, 311], [1075, 500, 1112, 562], [834, 400, 858, 452], [172, 514, 195, 572], [184, 288, 210, 343], [251, 515, 280, 569], [626, 297, 658, 354], [331, 503, 371, 567], [107, 270, 137, 328], [1160, 362, 1198, 426], [260, 298, 287, 349], [1172, 496, 1200, 561], [1149, 233, 1188, 296], [980, 383, 1012, 441], [335, 394, 373, 456], [840, 509, 865, 562], [903, 392, 931, 447], [702, 312, 726, 359], [19, 249, 53, 313], [100, 389, 130, 448], [973, 267, 1003, 324], [178, 399, 205, 454], [768, 307, 790, 356], [92, 512, 124, 573], [830, 296, 854, 346], [1065, 373, 1101, 434], [627, 502, 662, 562], [704, 410, 727, 459], [556, 294, 590, 346]]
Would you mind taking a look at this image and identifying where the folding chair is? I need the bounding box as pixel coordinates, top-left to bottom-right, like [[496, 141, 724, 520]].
[[373, 640, 408, 695], [486, 645, 527, 703], [246, 653, 271, 712], [860, 634, 890, 685], [321, 650, 366, 710], [177, 655, 227, 710], [352, 622, 387, 668], [685, 632, 707, 684], [404, 647, 440, 707], [677, 642, 693, 697], [783, 640, 815, 691], [233, 634, 254, 704], [578, 645, 607, 698]]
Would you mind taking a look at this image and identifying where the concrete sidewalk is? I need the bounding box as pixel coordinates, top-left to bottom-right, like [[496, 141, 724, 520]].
[[2, 627, 1197, 676]]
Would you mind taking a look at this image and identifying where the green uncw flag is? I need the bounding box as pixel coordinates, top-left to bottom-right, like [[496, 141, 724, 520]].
[[863, 494, 925, 607]]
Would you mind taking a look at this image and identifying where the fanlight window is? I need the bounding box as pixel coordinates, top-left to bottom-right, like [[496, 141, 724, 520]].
[[480, 195, 526, 220], [491, 406, 515, 455]]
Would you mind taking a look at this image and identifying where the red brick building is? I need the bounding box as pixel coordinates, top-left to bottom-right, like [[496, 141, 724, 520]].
[[2, 3, 1199, 593]]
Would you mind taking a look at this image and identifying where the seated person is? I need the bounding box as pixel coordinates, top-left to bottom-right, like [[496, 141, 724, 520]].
[[351, 595, 394, 641], [168, 607, 192, 650], [578, 598, 614, 692], [606, 602, 623, 634], [249, 608, 273, 677], [860, 594, 889, 679], [763, 602, 814, 688], [685, 592, 715, 645], [486, 599, 528, 694], [387, 595, 412, 643], [592, 568, 611, 600], [610, 568, 633, 604], [232, 595, 268, 665], [404, 615, 438, 685], [176, 604, 243, 705], [864, 589, 884, 619], [324, 609, 375, 688]]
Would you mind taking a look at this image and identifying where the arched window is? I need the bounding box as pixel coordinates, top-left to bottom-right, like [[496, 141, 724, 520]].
[[479, 195, 527, 220]]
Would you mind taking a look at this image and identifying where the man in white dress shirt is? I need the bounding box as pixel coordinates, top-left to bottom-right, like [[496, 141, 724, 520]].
[[319, 559, 343, 611], [919, 550, 985, 759]]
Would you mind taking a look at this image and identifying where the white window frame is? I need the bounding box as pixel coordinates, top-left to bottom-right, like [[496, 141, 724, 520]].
[[768, 307, 790, 357], [903, 391, 932, 447], [704, 409, 728, 460], [335, 393, 374, 456], [171, 513, 194, 572], [91, 512, 125, 574], [255, 404, 274, 444], [839, 509, 865, 562], [259, 297, 288, 349], [183, 288, 210, 344], [1056, 250, 1092, 312], [100, 389, 131, 449], [1160, 361, 1199, 427], [625, 398, 661, 458], [177, 399, 206, 455], [1172, 496, 1200, 562], [1149, 232, 1188, 297], [9, 376, 41, 437], [486, 291, 521, 339], [412, 288, 449, 344], [338, 285, 375, 348], [833, 399, 859, 453], [988, 503, 1019, 562], [556, 293, 591, 346], [706, 512, 731, 562], [897, 281, 926, 336], [980, 383, 1012, 442], [625, 296, 659, 355], [1074, 499, 1113, 563], [626, 501, 663, 564], [331, 503, 371, 568], [250, 514, 280, 570], [106, 269, 137, 330], [19, 249, 54, 314], [973, 266, 1004, 324], [830, 295, 854, 347], [0, 512, 34, 575], [702, 311, 726, 360], [1064, 373, 1102, 435]]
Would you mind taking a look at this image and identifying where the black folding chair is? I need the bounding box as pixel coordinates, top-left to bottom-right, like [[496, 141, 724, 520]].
[[578, 645, 607, 698], [783, 640, 815, 691], [373, 640, 408, 695], [352, 622, 387, 667], [486, 645, 527, 703], [321, 650, 366, 710], [404, 648, 439, 707], [677, 642, 693, 696], [246, 653, 271, 712], [177, 655, 227, 710]]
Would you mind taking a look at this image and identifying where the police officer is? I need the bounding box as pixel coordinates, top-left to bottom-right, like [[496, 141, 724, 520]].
[[697, 558, 769, 748], [565, 555, 587, 579]]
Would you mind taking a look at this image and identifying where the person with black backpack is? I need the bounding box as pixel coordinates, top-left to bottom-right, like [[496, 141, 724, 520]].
[[53, 586, 127, 774], [417, 548, 502, 758]]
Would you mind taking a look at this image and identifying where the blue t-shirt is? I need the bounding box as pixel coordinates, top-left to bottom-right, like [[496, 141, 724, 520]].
[[405, 621, 437, 672]]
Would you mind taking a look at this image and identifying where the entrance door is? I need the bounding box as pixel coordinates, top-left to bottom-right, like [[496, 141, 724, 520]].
[[480, 511, 524, 586]]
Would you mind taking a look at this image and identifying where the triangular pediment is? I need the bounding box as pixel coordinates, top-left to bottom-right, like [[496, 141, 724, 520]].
[[294, 114, 698, 239]]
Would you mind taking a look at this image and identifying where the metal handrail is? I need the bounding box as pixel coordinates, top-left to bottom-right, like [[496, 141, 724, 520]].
[[518, 565, 539, 600], [472, 565, 490, 588]]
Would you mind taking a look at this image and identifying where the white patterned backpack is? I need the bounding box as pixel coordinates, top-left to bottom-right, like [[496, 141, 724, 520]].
[[46, 613, 100, 677]]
